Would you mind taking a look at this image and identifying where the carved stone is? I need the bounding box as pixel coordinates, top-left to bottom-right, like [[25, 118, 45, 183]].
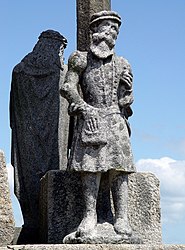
[[10, 30, 68, 243], [77, 0, 111, 50], [0, 150, 15, 246], [39, 171, 83, 244], [60, 10, 139, 243], [1, 245, 185, 250], [39, 171, 161, 244]]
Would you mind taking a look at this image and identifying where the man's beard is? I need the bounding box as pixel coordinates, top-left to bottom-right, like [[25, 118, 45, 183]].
[[90, 32, 116, 59]]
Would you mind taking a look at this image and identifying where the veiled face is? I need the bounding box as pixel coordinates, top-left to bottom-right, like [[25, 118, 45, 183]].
[[31, 39, 65, 70], [90, 19, 119, 59]]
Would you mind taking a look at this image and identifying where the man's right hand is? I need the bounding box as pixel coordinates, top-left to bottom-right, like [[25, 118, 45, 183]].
[[68, 102, 86, 115]]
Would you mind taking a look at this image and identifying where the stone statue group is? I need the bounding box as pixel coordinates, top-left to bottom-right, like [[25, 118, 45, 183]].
[[10, 10, 161, 245]]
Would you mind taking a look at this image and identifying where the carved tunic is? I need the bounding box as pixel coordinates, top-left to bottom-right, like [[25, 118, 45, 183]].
[[62, 51, 136, 173]]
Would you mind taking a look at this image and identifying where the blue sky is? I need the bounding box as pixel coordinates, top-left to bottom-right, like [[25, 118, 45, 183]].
[[1, 0, 185, 244]]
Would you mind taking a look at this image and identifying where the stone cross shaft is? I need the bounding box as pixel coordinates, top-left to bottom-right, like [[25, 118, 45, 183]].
[[77, 0, 111, 51]]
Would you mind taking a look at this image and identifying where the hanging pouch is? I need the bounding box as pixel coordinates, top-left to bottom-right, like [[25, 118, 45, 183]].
[[81, 112, 107, 146]]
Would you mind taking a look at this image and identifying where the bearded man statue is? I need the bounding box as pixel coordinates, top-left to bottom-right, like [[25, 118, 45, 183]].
[[60, 11, 136, 242]]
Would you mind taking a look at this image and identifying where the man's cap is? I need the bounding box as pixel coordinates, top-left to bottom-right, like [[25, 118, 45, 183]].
[[39, 30, 67, 48], [90, 11, 121, 29]]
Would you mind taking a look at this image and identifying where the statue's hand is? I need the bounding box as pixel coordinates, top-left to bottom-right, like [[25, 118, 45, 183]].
[[68, 102, 86, 115], [121, 70, 133, 88], [81, 107, 107, 145], [82, 106, 100, 132], [85, 116, 99, 132]]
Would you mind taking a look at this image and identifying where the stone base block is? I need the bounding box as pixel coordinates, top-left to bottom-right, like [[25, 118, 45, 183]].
[[0, 150, 15, 246], [1, 245, 185, 250], [39, 171, 162, 244], [63, 223, 142, 244]]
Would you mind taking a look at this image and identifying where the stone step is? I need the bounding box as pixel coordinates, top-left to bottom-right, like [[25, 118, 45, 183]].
[[1, 244, 185, 250]]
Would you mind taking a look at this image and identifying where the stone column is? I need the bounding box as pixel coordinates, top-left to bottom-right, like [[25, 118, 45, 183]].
[[77, 0, 111, 51], [0, 150, 15, 246]]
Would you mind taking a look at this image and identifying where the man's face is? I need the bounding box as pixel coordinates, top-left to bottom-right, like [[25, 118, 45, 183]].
[[90, 18, 120, 58], [92, 19, 119, 49], [96, 19, 119, 41]]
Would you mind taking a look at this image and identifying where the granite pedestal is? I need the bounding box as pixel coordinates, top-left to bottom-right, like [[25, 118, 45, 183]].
[[40, 171, 162, 244], [1, 245, 185, 250]]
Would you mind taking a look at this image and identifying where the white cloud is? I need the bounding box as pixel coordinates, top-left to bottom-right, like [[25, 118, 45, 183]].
[[6, 163, 14, 190], [136, 157, 185, 223]]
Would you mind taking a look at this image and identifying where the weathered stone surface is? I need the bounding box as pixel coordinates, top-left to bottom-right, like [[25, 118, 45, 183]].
[[10, 30, 69, 243], [77, 0, 111, 50], [40, 171, 161, 244], [1, 245, 185, 250], [0, 150, 15, 246], [60, 10, 137, 242], [63, 224, 142, 244], [39, 171, 84, 244], [59, 82, 70, 171], [128, 173, 162, 244], [12, 228, 22, 245]]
